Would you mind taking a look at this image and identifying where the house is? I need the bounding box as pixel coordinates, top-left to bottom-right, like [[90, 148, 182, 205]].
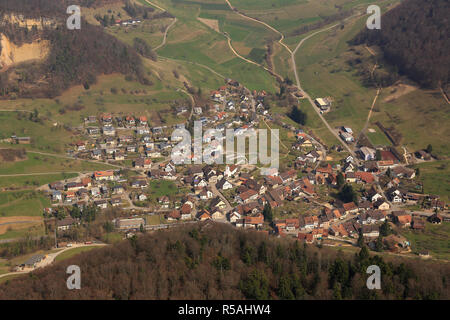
[[359, 147, 376, 161], [91, 149, 102, 160], [136, 126, 150, 135], [138, 194, 147, 201], [102, 126, 116, 136], [197, 210, 211, 221], [329, 224, 348, 237], [52, 191, 62, 201], [392, 166, 416, 179], [110, 198, 122, 207], [358, 209, 385, 224], [229, 211, 241, 223], [237, 189, 258, 204], [298, 233, 314, 243], [131, 180, 148, 189], [111, 185, 124, 195], [411, 217, 425, 230], [216, 178, 233, 190], [374, 199, 390, 210], [300, 216, 319, 230], [134, 157, 152, 169], [198, 188, 213, 200], [180, 203, 192, 220], [395, 214, 412, 228], [158, 196, 170, 208], [243, 214, 264, 229], [280, 169, 297, 183], [94, 170, 115, 181], [389, 189, 404, 203], [15, 136, 31, 144], [345, 172, 357, 183], [315, 98, 330, 111], [306, 150, 320, 163], [428, 213, 442, 224], [361, 225, 379, 238], [355, 171, 375, 184], [211, 209, 225, 220], [94, 200, 108, 209], [383, 234, 410, 252], [210, 197, 227, 210], [57, 217, 78, 231], [166, 209, 181, 221], [49, 182, 64, 190], [342, 202, 358, 215], [340, 131, 354, 143]]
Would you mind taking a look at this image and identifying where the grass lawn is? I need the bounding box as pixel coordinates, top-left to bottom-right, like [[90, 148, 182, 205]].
[[148, 180, 179, 199], [413, 160, 450, 202], [0, 152, 115, 175], [400, 222, 450, 260], [0, 274, 25, 284], [54, 246, 102, 262], [102, 232, 124, 244], [145, 214, 165, 225], [0, 173, 78, 189], [0, 191, 49, 218]]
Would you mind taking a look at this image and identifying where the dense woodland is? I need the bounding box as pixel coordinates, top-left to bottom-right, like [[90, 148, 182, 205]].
[[0, 0, 149, 98], [352, 0, 449, 88], [0, 223, 448, 300]]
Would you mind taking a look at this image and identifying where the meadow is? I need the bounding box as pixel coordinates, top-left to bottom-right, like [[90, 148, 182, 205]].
[[400, 222, 450, 260]]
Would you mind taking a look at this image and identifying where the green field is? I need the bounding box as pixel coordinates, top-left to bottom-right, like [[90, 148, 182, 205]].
[[54, 246, 102, 262], [413, 160, 450, 202], [0, 152, 115, 175], [400, 222, 450, 260], [148, 180, 178, 199], [0, 190, 49, 217], [0, 173, 78, 190]]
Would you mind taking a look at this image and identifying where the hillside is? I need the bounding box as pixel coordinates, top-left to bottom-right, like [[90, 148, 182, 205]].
[[0, 223, 448, 300], [0, 0, 147, 98], [352, 0, 450, 88]]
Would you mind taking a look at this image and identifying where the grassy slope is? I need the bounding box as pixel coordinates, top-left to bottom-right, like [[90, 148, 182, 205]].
[[400, 222, 450, 260]]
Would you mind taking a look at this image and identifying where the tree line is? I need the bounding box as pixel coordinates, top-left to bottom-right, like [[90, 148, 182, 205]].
[[0, 223, 448, 300]]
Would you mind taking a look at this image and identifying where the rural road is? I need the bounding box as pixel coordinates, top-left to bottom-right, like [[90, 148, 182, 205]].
[[224, 0, 292, 55], [0, 243, 106, 280], [290, 16, 363, 163], [209, 181, 232, 213], [154, 17, 177, 51]]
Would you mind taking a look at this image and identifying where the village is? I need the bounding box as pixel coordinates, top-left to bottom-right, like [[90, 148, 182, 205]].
[[37, 79, 447, 258]]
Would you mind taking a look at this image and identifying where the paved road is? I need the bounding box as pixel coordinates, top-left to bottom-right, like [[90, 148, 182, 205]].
[[209, 181, 233, 213]]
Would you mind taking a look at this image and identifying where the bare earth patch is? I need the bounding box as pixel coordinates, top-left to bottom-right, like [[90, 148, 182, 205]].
[[383, 83, 418, 103]]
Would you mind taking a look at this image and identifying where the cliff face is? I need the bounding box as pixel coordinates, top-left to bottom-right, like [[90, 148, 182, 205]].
[[0, 33, 49, 71]]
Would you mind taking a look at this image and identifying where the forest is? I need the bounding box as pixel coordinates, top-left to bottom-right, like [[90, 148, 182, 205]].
[[0, 222, 448, 300], [351, 0, 449, 88], [0, 0, 148, 98]]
